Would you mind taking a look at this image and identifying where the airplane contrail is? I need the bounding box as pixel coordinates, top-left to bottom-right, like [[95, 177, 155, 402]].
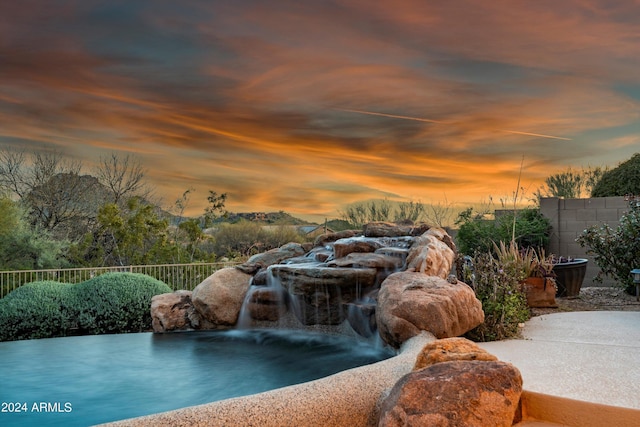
[[337, 108, 450, 124], [337, 108, 572, 141], [496, 129, 572, 141]]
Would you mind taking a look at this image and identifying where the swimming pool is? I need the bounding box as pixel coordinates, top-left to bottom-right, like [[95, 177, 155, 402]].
[[0, 330, 393, 426]]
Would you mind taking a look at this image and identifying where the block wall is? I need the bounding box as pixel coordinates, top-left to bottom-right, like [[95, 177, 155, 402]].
[[539, 197, 630, 287]]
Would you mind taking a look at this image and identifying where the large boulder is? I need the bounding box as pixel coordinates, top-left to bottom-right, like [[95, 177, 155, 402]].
[[414, 337, 497, 370], [313, 229, 361, 247], [376, 272, 484, 347], [424, 226, 457, 254], [363, 221, 430, 237], [379, 360, 523, 427], [332, 237, 384, 259], [151, 290, 201, 333], [405, 234, 455, 278], [236, 243, 307, 274], [191, 267, 252, 326]]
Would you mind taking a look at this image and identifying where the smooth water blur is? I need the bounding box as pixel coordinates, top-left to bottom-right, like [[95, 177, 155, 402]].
[[0, 330, 394, 426]]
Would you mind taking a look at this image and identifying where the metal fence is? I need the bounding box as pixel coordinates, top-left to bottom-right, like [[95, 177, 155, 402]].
[[0, 262, 239, 298]]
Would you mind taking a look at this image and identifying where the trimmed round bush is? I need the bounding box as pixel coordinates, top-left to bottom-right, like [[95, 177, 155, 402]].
[[74, 273, 172, 335], [0, 281, 75, 341], [0, 273, 172, 341]]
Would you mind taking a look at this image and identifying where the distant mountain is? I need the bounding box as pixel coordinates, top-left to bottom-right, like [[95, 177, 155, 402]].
[[216, 211, 312, 225]]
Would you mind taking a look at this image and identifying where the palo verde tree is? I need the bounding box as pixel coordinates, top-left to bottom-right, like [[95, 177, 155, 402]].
[[70, 197, 176, 267], [170, 189, 224, 262], [536, 166, 607, 199]]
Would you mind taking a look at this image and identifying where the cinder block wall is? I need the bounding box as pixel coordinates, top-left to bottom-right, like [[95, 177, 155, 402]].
[[539, 197, 629, 287]]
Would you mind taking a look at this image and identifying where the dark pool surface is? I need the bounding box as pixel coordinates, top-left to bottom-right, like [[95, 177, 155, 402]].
[[0, 329, 394, 426]]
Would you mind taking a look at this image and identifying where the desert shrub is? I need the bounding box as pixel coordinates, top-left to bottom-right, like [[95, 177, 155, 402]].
[[455, 207, 551, 255], [74, 273, 172, 334], [262, 224, 306, 249], [577, 199, 640, 294], [464, 252, 531, 342], [0, 281, 75, 341], [0, 273, 171, 341], [212, 220, 264, 258]]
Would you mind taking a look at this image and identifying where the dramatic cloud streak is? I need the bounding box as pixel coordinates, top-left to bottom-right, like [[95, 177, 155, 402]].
[[0, 0, 639, 221]]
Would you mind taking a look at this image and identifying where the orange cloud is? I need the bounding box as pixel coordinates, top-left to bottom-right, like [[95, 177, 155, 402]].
[[1, 1, 639, 222]]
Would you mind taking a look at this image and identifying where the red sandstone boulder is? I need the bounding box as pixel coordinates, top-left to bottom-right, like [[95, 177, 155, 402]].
[[332, 237, 384, 259], [191, 267, 252, 326], [405, 234, 455, 279], [151, 290, 199, 333], [376, 272, 484, 347], [363, 221, 430, 237], [236, 243, 307, 274], [379, 360, 522, 427], [313, 229, 361, 247], [414, 337, 497, 370]]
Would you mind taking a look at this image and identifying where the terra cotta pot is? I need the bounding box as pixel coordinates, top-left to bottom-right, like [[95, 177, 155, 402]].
[[522, 277, 557, 308]]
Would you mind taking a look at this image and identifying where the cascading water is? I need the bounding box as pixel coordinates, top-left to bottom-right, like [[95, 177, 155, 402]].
[[235, 234, 413, 346]]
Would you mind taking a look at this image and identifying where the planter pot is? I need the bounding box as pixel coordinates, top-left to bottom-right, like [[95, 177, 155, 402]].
[[521, 277, 557, 308], [553, 259, 588, 297]]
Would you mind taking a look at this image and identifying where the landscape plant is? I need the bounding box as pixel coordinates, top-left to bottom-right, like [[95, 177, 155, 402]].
[[464, 251, 530, 342], [577, 196, 640, 294], [0, 273, 171, 341], [455, 207, 551, 256], [535, 166, 607, 199], [73, 273, 172, 334], [591, 153, 640, 197], [0, 281, 75, 341]]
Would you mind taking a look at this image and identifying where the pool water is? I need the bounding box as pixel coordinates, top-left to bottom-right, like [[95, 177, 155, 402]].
[[0, 330, 393, 426]]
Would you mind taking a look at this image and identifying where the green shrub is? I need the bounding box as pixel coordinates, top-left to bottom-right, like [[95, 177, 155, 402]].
[[577, 200, 640, 294], [591, 153, 640, 197], [74, 273, 172, 334], [464, 252, 531, 342], [0, 273, 172, 341], [455, 207, 551, 255], [0, 281, 75, 341]]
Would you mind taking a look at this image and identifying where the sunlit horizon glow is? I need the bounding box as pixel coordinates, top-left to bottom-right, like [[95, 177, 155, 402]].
[[1, 1, 639, 223]]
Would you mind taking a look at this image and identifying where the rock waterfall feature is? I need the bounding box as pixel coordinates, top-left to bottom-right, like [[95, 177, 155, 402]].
[[151, 222, 484, 348]]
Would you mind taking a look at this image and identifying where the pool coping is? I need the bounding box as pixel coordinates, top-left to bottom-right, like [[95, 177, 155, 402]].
[[100, 332, 435, 427]]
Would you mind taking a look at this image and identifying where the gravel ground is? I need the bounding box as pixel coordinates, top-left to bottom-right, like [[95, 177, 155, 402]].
[[531, 286, 640, 316]]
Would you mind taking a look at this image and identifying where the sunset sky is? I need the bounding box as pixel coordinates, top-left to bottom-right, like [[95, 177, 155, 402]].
[[1, 1, 639, 222]]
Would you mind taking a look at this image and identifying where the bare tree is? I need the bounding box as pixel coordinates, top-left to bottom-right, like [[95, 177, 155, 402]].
[[423, 198, 455, 228], [340, 199, 393, 228], [94, 153, 149, 205], [0, 149, 29, 198], [0, 149, 83, 199], [0, 148, 110, 240]]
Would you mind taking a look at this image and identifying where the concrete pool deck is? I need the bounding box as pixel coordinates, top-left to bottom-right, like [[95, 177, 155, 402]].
[[481, 311, 640, 426], [104, 311, 640, 426]]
